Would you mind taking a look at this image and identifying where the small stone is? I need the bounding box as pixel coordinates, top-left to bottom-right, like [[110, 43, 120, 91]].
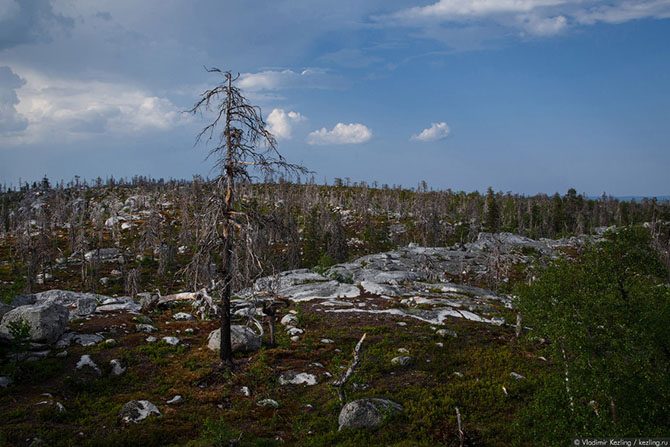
[[0, 376, 12, 388], [104, 339, 117, 346], [452, 371, 464, 378], [510, 372, 525, 380], [397, 348, 409, 354], [162, 336, 180, 346], [257, 399, 279, 408], [290, 336, 300, 342], [167, 395, 183, 405], [110, 359, 126, 376], [56, 402, 66, 413], [396, 322, 407, 327], [320, 338, 334, 344], [436, 328, 458, 338], [173, 312, 194, 321], [278, 371, 318, 386], [280, 314, 298, 326], [240, 386, 251, 397], [146, 336, 157, 343], [391, 356, 412, 366], [435, 342, 444, 348], [55, 350, 68, 358], [118, 400, 161, 424], [136, 324, 157, 333], [286, 327, 304, 336], [184, 328, 195, 334], [76, 355, 101, 375]]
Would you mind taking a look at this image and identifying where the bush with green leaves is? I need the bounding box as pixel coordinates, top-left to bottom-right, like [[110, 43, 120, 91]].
[[516, 226, 670, 444]]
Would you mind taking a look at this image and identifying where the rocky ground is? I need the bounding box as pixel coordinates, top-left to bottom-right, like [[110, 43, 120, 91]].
[[0, 233, 590, 446]]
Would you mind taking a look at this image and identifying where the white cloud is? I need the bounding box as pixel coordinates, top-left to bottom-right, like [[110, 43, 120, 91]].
[[266, 108, 306, 140], [380, 0, 670, 37], [239, 68, 340, 92], [2, 67, 187, 145], [411, 122, 450, 142], [307, 123, 372, 145]]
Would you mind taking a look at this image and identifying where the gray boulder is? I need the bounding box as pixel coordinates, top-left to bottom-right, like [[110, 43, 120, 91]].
[[0, 303, 11, 320], [118, 400, 161, 424], [0, 302, 69, 343], [207, 325, 261, 353], [338, 398, 403, 430], [31, 290, 101, 317]]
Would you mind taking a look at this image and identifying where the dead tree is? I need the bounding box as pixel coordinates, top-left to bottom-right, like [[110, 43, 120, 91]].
[[186, 68, 307, 369]]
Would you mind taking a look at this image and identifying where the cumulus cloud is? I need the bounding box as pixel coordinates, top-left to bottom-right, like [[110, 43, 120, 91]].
[[266, 108, 306, 140], [2, 68, 186, 145], [238, 68, 341, 91], [378, 0, 670, 38], [411, 122, 450, 142], [307, 123, 372, 145], [0, 66, 29, 134]]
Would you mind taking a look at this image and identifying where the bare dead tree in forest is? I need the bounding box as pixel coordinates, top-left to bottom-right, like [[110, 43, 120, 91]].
[[186, 67, 308, 368]]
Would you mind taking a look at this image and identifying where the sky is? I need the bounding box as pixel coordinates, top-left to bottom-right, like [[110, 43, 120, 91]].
[[0, 0, 669, 196]]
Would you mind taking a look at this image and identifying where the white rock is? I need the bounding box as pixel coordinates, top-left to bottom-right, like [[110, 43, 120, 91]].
[[278, 371, 318, 386], [510, 372, 525, 380], [320, 338, 334, 344], [240, 386, 251, 396], [280, 314, 298, 326], [173, 312, 194, 321], [110, 359, 126, 376], [119, 400, 161, 423], [146, 336, 157, 343], [286, 327, 304, 336], [162, 336, 180, 346], [167, 395, 183, 405], [76, 355, 101, 375], [257, 399, 279, 408]]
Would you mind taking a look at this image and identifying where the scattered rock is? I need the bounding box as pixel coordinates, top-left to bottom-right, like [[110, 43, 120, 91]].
[[320, 338, 334, 344], [391, 356, 412, 366], [510, 372, 525, 380], [286, 327, 304, 336], [110, 359, 126, 376], [137, 292, 159, 312], [162, 336, 180, 346], [146, 336, 157, 343], [167, 395, 183, 405], [173, 312, 194, 321], [76, 355, 101, 375], [290, 336, 300, 342], [118, 400, 161, 424], [207, 325, 261, 353], [397, 348, 409, 354], [338, 398, 403, 431], [104, 338, 117, 346], [257, 399, 279, 408], [436, 328, 458, 338], [136, 324, 158, 333], [73, 333, 104, 346], [278, 371, 318, 386], [240, 386, 251, 396], [0, 302, 69, 344], [280, 314, 298, 326]]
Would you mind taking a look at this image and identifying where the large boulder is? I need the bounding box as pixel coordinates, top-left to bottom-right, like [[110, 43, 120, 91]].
[[338, 398, 403, 431], [207, 325, 261, 353], [0, 302, 69, 343]]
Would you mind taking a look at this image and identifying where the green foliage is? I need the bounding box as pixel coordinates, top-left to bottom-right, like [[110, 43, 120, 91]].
[[516, 226, 670, 444], [8, 318, 31, 361]]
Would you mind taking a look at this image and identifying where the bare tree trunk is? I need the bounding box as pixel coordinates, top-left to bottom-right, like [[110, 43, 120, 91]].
[[219, 72, 235, 368]]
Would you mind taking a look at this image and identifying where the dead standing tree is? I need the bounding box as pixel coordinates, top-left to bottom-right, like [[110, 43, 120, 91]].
[[187, 68, 307, 369]]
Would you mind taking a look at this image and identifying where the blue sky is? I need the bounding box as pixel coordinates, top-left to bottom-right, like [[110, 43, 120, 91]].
[[0, 0, 669, 195]]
